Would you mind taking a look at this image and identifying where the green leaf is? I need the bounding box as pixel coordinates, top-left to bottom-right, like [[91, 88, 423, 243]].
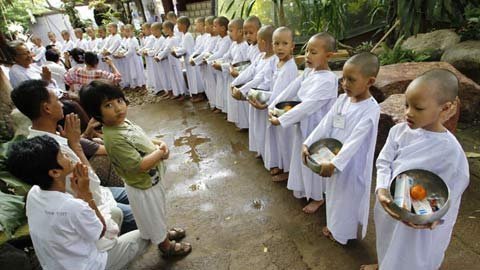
[[0, 191, 26, 239], [225, 0, 236, 14], [246, 0, 256, 17], [0, 171, 31, 196]]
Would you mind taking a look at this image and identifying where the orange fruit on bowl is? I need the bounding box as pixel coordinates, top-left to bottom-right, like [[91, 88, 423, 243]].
[[410, 184, 427, 201]]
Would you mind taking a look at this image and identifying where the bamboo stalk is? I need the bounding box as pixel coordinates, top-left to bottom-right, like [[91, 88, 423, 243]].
[[370, 19, 400, 53]]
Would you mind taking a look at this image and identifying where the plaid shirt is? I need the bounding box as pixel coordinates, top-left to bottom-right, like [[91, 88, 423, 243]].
[[64, 66, 121, 91]]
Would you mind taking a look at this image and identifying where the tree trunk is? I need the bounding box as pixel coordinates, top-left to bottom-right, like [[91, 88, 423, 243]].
[[0, 67, 14, 143]]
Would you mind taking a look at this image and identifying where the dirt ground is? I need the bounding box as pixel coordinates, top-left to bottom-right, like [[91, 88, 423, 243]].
[[124, 91, 480, 270]]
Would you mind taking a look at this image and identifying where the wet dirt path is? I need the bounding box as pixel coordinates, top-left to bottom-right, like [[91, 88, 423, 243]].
[[126, 99, 480, 270]]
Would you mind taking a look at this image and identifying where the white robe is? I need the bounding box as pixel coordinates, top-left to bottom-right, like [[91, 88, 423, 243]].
[[138, 35, 156, 89], [115, 38, 130, 88], [176, 32, 203, 94], [101, 34, 122, 78], [74, 39, 88, 50], [263, 58, 298, 171], [304, 94, 380, 244], [31, 45, 46, 66], [233, 53, 276, 155], [194, 34, 219, 106], [219, 41, 249, 126], [279, 70, 337, 201], [206, 35, 232, 110], [157, 36, 186, 96], [149, 36, 170, 92], [50, 40, 64, 52], [124, 37, 146, 88], [190, 33, 207, 94], [374, 123, 469, 269], [62, 39, 75, 53]]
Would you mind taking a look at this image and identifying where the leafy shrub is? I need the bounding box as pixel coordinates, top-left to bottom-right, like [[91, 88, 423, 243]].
[[378, 36, 431, 65]]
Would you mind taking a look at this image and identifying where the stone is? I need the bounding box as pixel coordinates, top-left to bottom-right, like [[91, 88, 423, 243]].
[[402, 29, 460, 60], [441, 40, 480, 84], [10, 109, 31, 137], [372, 62, 480, 121], [376, 93, 460, 156]]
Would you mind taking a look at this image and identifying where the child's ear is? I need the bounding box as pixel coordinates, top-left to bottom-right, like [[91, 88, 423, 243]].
[[325, 51, 334, 59], [367, 76, 376, 87]]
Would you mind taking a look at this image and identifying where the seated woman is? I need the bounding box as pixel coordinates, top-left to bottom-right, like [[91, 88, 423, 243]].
[[64, 52, 121, 92]]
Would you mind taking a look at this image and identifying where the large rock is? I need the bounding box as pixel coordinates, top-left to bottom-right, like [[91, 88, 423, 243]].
[[441, 40, 480, 84], [372, 62, 480, 122], [402, 29, 460, 60]]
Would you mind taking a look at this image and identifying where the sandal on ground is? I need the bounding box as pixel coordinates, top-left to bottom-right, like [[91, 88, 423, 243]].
[[359, 264, 378, 270], [168, 228, 186, 241], [160, 240, 192, 258]]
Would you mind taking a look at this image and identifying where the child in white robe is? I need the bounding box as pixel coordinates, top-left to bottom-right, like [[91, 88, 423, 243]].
[[235, 25, 276, 156], [189, 17, 207, 102], [192, 16, 219, 108], [157, 21, 186, 100], [213, 19, 249, 127], [85, 27, 98, 52], [73, 28, 88, 50], [112, 27, 130, 88], [138, 23, 156, 90], [30, 36, 46, 66], [122, 24, 146, 88], [61, 30, 75, 54], [175, 17, 203, 99], [263, 27, 298, 179], [166, 11, 182, 39], [94, 26, 109, 72], [101, 23, 122, 79], [303, 52, 381, 243], [150, 22, 171, 96], [360, 69, 469, 270], [48, 31, 64, 52], [206, 16, 232, 113], [270, 33, 337, 213]]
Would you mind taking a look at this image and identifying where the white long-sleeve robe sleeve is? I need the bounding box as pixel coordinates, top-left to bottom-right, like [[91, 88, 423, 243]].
[[375, 128, 398, 190], [269, 75, 303, 109], [207, 36, 232, 62]]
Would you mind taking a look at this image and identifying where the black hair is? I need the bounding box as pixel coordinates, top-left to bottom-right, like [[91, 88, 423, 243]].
[[215, 16, 229, 29], [79, 80, 127, 122], [45, 49, 60, 62], [45, 44, 56, 51], [7, 135, 62, 190], [84, 51, 99, 66], [69, 48, 85, 64], [11, 79, 50, 120]]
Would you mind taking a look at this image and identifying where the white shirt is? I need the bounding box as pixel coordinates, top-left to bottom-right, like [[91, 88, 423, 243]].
[[8, 64, 43, 88], [26, 185, 107, 270], [62, 39, 75, 53], [28, 128, 119, 251], [44, 61, 67, 90], [31, 45, 46, 66]]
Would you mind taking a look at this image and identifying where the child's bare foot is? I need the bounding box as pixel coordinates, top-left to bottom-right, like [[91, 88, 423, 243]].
[[255, 154, 262, 159], [302, 200, 324, 214], [213, 108, 222, 113], [159, 240, 192, 258], [270, 167, 281, 175], [272, 172, 288, 182], [360, 264, 378, 270], [177, 95, 185, 101], [322, 226, 336, 242]]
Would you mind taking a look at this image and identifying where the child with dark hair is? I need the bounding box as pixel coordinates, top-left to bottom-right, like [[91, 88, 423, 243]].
[[64, 52, 121, 92], [7, 135, 149, 269], [79, 80, 192, 258]]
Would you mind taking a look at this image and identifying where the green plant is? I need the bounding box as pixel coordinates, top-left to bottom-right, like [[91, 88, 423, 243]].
[[378, 36, 431, 65], [220, 0, 257, 19], [458, 4, 480, 40], [352, 41, 374, 54], [0, 135, 30, 239], [294, 0, 346, 38]]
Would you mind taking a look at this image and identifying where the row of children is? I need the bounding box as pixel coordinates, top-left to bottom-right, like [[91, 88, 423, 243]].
[[188, 14, 469, 270]]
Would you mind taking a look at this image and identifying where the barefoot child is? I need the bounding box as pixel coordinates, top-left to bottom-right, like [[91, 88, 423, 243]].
[[149, 22, 170, 96], [175, 16, 204, 100], [138, 23, 156, 91], [232, 25, 276, 157], [123, 24, 146, 89], [213, 18, 249, 127], [189, 17, 207, 102], [80, 80, 192, 257], [263, 27, 298, 180], [270, 33, 337, 213], [303, 52, 380, 241], [361, 69, 469, 270], [156, 21, 187, 100], [207, 16, 232, 113], [192, 16, 219, 108]]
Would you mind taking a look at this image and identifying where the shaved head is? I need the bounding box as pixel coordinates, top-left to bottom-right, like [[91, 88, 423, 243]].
[[206, 16, 216, 25], [346, 52, 380, 77], [229, 18, 244, 29], [273, 26, 293, 42], [245, 15, 261, 29], [151, 22, 162, 31], [311, 32, 336, 52], [258, 25, 275, 43], [411, 69, 459, 104]]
